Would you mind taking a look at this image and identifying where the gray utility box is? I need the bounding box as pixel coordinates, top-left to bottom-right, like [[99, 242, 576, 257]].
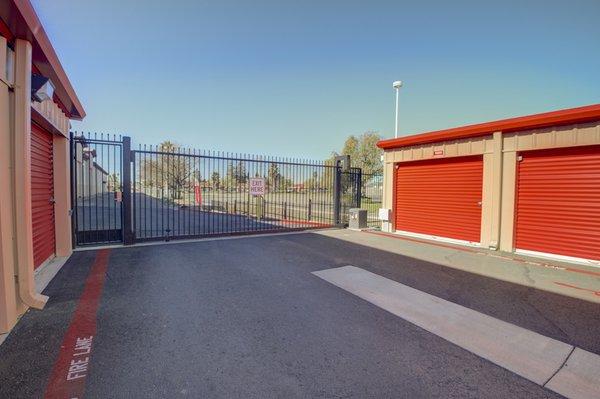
[[348, 208, 368, 230]]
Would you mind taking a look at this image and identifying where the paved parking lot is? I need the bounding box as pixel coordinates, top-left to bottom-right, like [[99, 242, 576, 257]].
[[0, 230, 598, 398]]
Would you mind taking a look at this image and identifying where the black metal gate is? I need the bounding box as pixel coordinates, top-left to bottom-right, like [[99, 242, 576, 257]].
[[70, 133, 126, 245], [71, 134, 365, 246], [130, 145, 353, 242]]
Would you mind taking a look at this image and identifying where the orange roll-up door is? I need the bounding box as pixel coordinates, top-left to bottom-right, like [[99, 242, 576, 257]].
[[515, 145, 600, 261], [394, 156, 483, 243], [31, 122, 56, 268]]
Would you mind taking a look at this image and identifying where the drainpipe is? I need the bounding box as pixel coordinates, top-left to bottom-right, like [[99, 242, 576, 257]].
[[13, 39, 47, 309]]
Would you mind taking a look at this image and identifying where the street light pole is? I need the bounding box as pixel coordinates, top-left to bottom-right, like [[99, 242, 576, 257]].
[[393, 81, 402, 138]]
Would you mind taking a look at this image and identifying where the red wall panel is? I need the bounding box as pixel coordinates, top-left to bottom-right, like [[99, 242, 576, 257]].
[[515, 145, 600, 261], [31, 123, 56, 268], [394, 156, 483, 243]]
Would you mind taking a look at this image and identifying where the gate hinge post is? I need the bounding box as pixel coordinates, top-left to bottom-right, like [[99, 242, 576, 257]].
[[122, 136, 134, 245]]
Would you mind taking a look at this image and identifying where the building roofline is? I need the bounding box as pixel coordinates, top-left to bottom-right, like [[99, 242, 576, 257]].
[[377, 103, 600, 150], [1, 0, 85, 120]]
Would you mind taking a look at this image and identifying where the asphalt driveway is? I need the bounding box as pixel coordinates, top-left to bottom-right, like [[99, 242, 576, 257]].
[[1, 231, 599, 398], [76, 193, 329, 243]]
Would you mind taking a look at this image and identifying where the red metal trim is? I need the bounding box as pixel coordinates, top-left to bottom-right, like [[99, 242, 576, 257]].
[[377, 103, 600, 150], [49, 93, 70, 117], [0, 17, 13, 41]]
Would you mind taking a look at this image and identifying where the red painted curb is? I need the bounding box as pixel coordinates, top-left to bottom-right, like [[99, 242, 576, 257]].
[[44, 249, 110, 399], [554, 281, 600, 297], [363, 230, 481, 253], [362, 230, 600, 278]]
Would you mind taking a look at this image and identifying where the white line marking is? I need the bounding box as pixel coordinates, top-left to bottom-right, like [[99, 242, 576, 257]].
[[312, 266, 600, 398]]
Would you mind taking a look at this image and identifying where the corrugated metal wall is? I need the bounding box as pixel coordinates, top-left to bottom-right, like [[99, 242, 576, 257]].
[[394, 156, 483, 243], [515, 145, 600, 261], [31, 123, 55, 268]]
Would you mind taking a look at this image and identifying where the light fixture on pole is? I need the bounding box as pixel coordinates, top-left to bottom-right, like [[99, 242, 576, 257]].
[[392, 80, 403, 138]]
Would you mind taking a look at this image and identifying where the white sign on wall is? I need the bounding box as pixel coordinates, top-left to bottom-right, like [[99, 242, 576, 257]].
[[378, 208, 391, 221], [249, 178, 266, 196]]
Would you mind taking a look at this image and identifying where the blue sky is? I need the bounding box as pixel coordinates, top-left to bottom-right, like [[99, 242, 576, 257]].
[[33, 0, 600, 159]]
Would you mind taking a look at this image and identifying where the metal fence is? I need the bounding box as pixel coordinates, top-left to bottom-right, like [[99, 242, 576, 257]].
[[70, 133, 124, 246], [131, 145, 353, 242], [361, 172, 383, 226], [71, 133, 381, 246]]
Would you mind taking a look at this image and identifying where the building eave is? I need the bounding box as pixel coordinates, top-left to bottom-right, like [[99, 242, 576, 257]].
[[0, 0, 85, 120], [377, 104, 600, 150]]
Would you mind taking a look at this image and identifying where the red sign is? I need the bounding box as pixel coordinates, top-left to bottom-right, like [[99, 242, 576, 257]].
[[194, 185, 202, 205]]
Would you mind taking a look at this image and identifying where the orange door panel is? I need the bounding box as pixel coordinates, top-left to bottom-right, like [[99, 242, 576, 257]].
[[31, 123, 56, 268], [394, 156, 483, 243], [515, 145, 600, 261]]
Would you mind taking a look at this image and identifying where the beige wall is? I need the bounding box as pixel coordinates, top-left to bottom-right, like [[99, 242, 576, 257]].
[[0, 36, 19, 332], [32, 97, 70, 137], [498, 121, 600, 252], [0, 37, 75, 333], [382, 135, 496, 246], [53, 135, 72, 257], [74, 141, 110, 198], [382, 121, 600, 255]]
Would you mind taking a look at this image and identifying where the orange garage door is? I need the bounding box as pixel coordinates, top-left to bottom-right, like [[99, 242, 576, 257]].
[[31, 123, 56, 268], [394, 156, 483, 243], [515, 145, 600, 261]]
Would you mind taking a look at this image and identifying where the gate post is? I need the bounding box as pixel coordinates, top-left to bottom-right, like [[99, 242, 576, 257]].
[[122, 136, 134, 245], [333, 165, 341, 226], [69, 131, 77, 248], [356, 168, 362, 208], [333, 155, 350, 226]]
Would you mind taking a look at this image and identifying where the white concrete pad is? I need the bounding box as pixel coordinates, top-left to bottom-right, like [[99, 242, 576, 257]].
[[312, 266, 574, 386], [34, 255, 70, 293], [0, 332, 7, 347], [313, 229, 600, 304], [546, 348, 600, 399]]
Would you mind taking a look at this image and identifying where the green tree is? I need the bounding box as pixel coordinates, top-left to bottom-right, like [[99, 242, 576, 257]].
[[338, 131, 383, 175], [211, 171, 221, 190], [319, 155, 337, 191], [107, 173, 120, 192], [305, 171, 320, 190], [234, 160, 248, 184], [223, 160, 248, 191], [140, 141, 193, 200], [267, 163, 282, 191]]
